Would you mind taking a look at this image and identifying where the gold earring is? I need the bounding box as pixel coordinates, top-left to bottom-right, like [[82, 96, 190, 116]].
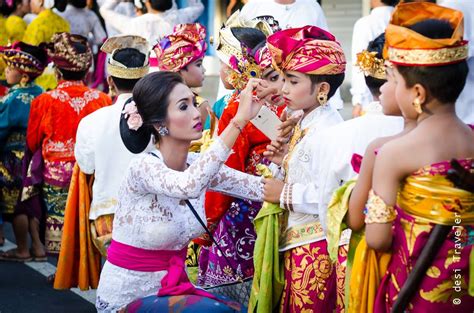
[[317, 92, 328, 106], [19, 76, 29, 87], [413, 98, 423, 114]]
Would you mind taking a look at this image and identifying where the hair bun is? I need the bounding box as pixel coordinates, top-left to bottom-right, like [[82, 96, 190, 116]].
[[119, 98, 153, 154]]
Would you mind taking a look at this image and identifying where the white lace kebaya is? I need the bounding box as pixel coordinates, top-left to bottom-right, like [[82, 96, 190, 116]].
[[96, 137, 264, 312]]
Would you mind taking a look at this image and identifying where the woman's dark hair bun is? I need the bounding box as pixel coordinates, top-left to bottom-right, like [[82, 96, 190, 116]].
[[120, 98, 153, 154]]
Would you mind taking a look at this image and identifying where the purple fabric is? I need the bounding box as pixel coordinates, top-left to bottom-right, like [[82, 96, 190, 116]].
[[198, 198, 261, 286], [14, 148, 44, 222]]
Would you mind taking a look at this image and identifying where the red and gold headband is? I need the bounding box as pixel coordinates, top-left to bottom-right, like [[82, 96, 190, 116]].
[[154, 23, 207, 72], [267, 25, 346, 75], [384, 2, 468, 66]]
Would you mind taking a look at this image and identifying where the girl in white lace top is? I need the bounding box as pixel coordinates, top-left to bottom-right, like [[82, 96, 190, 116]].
[[96, 71, 269, 312]]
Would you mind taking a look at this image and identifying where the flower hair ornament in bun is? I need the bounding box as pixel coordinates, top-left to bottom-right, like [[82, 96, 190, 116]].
[[119, 98, 153, 154]]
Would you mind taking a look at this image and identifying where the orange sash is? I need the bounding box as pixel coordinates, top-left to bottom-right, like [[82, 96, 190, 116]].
[[54, 164, 101, 290]]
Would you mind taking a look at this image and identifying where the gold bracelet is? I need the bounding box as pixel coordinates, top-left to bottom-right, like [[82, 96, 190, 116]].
[[364, 190, 397, 224], [230, 118, 244, 133]]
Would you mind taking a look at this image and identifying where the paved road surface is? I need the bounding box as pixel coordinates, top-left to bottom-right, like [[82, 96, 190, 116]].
[[0, 223, 96, 313]]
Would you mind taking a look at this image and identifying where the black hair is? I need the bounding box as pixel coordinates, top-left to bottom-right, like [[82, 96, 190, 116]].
[[120, 71, 184, 153], [55, 0, 68, 12], [402, 0, 435, 2], [20, 42, 48, 67], [58, 68, 89, 80], [0, 0, 22, 16], [309, 73, 345, 99], [251, 40, 267, 59], [110, 48, 147, 91], [231, 27, 267, 50], [381, 0, 399, 6], [397, 19, 468, 104], [149, 0, 172, 12], [69, 0, 87, 9], [365, 32, 386, 97]]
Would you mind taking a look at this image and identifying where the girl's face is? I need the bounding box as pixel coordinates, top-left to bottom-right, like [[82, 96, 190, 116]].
[[379, 66, 402, 116], [163, 83, 202, 142], [392, 65, 420, 120], [30, 0, 42, 14], [260, 68, 285, 107], [18, 0, 31, 15], [280, 70, 318, 111], [219, 62, 234, 90], [180, 57, 205, 88], [5, 66, 23, 85]]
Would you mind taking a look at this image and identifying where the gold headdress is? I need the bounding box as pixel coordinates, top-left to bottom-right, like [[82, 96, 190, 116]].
[[384, 2, 468, 66], [214, 11, 277, 89], [101, 35, 150, 79], [356, 50, 386, 79]]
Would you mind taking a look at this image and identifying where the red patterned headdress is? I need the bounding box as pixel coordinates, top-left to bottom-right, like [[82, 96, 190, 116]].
[[154, 23, 207, 72], [267, 26, 346, 75], [45, 33, 92, 72]]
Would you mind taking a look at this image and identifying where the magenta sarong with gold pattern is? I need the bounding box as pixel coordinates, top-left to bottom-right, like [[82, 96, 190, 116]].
[[374, 159, 474, 312], [280, 240, 337, 313]]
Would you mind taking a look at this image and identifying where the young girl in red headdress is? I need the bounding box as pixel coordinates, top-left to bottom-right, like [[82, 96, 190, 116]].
[[198, 22, 286, 293], [263, 25, 346, 312]]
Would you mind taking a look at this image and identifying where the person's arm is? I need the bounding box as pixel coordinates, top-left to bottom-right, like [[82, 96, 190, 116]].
[[172, 0, 204, 24], [131, 78, 265, 198], [99, 0, 133, 35], [365, 142, 406, 251], [74, 118, 95, 174], [26, 96, 46, 153], [209, 164, 263, 202], [347, 140, 379, 231], [0, 97, 12, 145], [264, 132, 322, 214], [130, 137, 231, 198]]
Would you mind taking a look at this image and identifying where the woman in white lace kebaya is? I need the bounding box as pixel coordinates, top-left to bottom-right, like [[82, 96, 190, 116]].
[[96, 71, 269, 312]]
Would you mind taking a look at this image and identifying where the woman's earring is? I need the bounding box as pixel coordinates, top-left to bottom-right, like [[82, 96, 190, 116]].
[[317, 92, 328, 106], [158, 126, 169, 137], [413, 98, 423, 114]]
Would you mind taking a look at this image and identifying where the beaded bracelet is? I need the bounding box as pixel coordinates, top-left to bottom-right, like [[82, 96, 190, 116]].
[[364, 190, 397, 224]]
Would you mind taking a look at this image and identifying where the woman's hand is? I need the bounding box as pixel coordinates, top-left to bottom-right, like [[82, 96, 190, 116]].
[[263, 178, 285, 203], [263, 137, 288, 165], [235, 79, 274, 124]]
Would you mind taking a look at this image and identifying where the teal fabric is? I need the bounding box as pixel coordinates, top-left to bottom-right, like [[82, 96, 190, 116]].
[[0, 83, 42, 148]]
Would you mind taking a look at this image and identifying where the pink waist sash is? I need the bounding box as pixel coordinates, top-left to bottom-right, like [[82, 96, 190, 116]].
[[107, 240, 216, 298]]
